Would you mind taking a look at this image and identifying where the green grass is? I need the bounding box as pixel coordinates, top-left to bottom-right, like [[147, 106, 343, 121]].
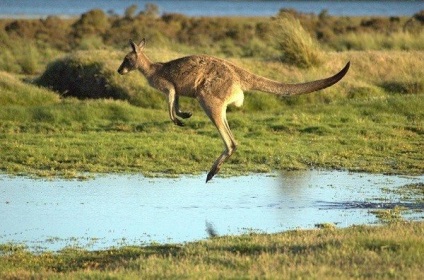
[[1, 222, 423, 279], [0, 49, 423, 178], [0, 92, 422, 177], [0, 30, 63, 75], [0, 71, 60, 106]]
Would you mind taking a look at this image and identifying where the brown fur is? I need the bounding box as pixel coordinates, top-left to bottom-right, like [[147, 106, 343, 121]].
[[118, 39, 350, 182]]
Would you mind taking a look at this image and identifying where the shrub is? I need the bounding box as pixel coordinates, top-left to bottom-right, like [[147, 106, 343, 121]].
[[274, 13, 323, 68], [140, 3, 160, 18], [4, 19, 43, 39], [404, 11, 424, 34], [124, 5, 138, 19], [413, 10, 424, 23], [71, 9, 110, 42], [34, 50, 165, 109]]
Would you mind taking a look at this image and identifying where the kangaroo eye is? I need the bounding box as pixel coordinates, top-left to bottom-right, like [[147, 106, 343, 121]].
[[124, 57, 136, 67]]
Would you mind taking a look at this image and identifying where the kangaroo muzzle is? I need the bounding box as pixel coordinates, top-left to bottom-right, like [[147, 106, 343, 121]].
[[117, 65, 128, 75]]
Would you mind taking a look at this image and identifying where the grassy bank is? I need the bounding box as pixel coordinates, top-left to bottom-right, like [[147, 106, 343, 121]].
[[1, 222, 423, 279], [1, 93, 422, 178], [0, 49, 423, 178]]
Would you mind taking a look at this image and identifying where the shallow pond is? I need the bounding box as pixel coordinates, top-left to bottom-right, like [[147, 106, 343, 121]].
[[1, 170, 423, 251]]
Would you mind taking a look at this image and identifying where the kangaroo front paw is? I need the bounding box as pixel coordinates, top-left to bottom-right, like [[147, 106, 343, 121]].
[[178, 111, 192, 119]]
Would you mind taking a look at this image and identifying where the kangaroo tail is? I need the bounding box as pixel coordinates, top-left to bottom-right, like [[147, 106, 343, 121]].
[[250, 62, 350, 96]]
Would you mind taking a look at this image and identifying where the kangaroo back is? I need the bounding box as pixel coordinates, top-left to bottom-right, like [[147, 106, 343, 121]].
[[245, 62, 350, 96]]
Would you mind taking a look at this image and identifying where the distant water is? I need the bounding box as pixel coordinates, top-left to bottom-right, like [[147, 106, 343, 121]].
[[0, 0, 422, 18]]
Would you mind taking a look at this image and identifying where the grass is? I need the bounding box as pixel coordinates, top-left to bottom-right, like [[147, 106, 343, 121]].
[[0, 49, 423, 178], [0, 91, 422, 177], [0, 222, 423, 279], [329, 30, 424, 51], [0, 71, 60, 106], [0, 30, 63, 75], [274, 12, 323, 68]]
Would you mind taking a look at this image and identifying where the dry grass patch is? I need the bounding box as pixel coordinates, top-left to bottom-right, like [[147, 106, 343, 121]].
[[274, 12, 323, 68]]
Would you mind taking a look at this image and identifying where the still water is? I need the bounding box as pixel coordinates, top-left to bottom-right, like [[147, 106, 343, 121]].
[[0, 0, 422, 18], [1, 170, 423, 251]]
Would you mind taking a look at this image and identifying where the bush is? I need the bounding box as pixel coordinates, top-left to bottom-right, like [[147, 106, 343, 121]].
[[71, 9, 110, 44], [34, 50, 165, 109], [413, 10, 424, 23], [5, 19, 43, 38], [274, 13, 323, 68]]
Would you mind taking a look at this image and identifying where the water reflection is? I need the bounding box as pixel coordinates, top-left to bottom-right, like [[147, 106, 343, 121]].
[[0, 170, 423, 251]]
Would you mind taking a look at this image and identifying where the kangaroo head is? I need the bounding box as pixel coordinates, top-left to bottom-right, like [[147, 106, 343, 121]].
[[117, 39, 146, 75]]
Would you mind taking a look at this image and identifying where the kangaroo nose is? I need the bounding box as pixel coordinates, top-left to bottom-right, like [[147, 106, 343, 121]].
[[117, 68, 127, 75]]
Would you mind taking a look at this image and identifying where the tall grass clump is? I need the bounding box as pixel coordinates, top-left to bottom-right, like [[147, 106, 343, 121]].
[[0, 35, 40, 74], [274, 13, 323, 68], [0, 71, 60, 106], [0, 30, 63, 74]]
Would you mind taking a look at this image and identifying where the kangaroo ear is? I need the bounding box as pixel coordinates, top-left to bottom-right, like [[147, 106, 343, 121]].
[[129, 39, 139, 53], [138, 38, 146, 49]]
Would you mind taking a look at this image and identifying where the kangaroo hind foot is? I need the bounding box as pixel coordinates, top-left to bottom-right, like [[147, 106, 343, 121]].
[[202, 101, 237, 183]]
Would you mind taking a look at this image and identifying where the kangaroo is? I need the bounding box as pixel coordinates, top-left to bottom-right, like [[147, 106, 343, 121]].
[[118, 39, 350, 182]]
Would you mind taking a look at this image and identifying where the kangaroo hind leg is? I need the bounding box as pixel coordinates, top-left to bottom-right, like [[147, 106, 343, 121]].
[[200, 99, 237, 183]]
